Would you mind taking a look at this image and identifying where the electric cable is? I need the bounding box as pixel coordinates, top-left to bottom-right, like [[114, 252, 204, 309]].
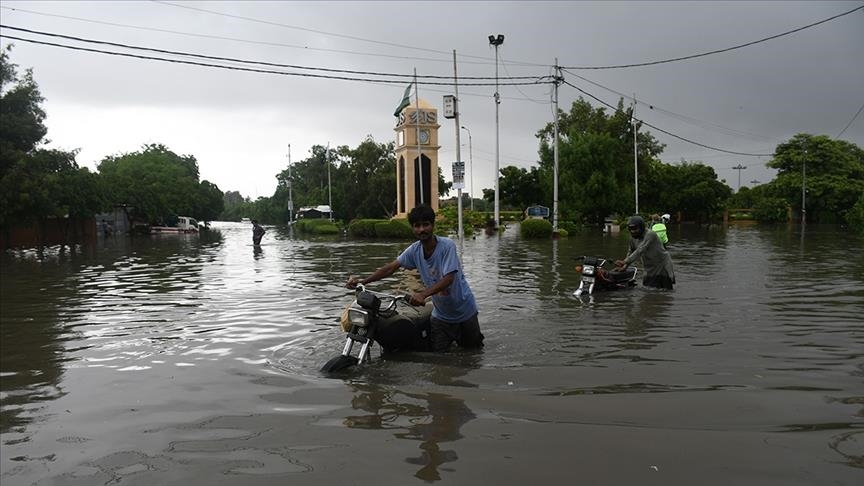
[[562, 5, 863, 70], [561, 79, 774, 157], [0, 31, 553, 87], [0, 24, 545, 82]]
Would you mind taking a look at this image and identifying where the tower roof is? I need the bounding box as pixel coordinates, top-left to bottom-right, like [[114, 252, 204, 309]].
[[406, 98, 434, 110]]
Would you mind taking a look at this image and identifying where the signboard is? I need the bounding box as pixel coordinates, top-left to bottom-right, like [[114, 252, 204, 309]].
[[525, 205, 550, 219], [452, 161, 465, 189], [443, 95, 456, 119]]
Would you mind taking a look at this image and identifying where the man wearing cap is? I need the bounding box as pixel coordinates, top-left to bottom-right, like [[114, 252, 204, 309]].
[[616, 215, 675, 289]]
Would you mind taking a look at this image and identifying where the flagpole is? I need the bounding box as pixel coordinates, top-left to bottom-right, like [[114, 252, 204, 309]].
[[414, 68, 423, 205]]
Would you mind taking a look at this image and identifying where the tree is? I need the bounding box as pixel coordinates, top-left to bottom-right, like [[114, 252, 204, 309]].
[[765, 133, 864, 223], [1, 46, 104, 245], [0, 45, 46, 174], [334, 137, 396, 220], [535, 97, 665, 226], [98, 143, 221, 224], [497, 165, 543, 210]]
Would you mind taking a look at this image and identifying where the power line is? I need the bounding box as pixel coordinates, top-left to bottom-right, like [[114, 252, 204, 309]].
[[836, 101, 864, 138], [153, 0, 460, 58], [0, 24, 548, 82], [561, 68, 775, 142], [562, 5, 864, 70], [0, 4, 498, 67], [561, 79, 774, 157]]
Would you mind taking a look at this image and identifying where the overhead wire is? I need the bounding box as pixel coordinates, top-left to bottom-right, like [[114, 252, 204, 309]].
[[560, 79, 774, 157], [561, 68, 775, 142], [835, 102, 864, 139], [0, 4, 495, 66], [0, 24, 547, 82], [0, 26, 553, 87], [562, 5, 864, 70], [2, 5, 855, 159]]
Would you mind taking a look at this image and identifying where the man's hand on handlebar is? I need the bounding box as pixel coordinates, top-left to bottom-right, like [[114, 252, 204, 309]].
[[346, 276, 362, 289], [408, 292, 427, 306], [614, 260, 626, 269]]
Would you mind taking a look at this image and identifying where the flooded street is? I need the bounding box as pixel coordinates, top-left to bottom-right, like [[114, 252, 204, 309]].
[[1, 221, 862, 485]]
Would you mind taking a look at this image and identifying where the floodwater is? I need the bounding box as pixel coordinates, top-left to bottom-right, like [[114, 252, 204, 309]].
[[1, 221, 862, 485]]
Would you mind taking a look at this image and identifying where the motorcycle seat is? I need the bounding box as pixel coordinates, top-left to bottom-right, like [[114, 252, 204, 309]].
[[604, 267, 636, 283]]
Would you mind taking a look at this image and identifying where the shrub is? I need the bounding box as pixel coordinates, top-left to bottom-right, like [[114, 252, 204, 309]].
[[521, 218, 553, 238], [348, 219, 379, 237], [558, 221, 579, 234], [753, 198, 788, 223], [375, 219, 413, 239], [297, 219, 340, 234], [846, 192, 864, 232]]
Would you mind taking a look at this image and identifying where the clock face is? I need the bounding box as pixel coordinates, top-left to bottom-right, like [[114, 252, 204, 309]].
[[419, 129, 430, 144]]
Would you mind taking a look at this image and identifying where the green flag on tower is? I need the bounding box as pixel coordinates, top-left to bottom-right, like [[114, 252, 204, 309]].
[[393, 84, 412, 117]]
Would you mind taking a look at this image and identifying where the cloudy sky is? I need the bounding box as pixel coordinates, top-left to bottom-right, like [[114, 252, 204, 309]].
[[1, 1, 862, 201]]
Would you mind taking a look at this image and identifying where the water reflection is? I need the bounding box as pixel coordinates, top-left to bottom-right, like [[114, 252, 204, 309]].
[[0, 258, 69, 433], [1, 222, 863, 483], [342, 354, 481, 481]]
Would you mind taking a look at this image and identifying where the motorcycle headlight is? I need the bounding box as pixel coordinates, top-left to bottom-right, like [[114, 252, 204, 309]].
[[347, 308, 370, 327], [583, 265, 595, 276]]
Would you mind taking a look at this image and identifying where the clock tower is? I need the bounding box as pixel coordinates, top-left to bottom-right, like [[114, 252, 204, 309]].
[[394, 98, 440, 218]]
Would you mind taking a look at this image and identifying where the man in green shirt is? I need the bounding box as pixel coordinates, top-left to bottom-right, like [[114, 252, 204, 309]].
[[651, 213, 670, 246]]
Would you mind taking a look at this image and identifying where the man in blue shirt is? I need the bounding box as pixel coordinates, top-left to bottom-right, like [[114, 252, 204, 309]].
[[347, 205, 483, 352]]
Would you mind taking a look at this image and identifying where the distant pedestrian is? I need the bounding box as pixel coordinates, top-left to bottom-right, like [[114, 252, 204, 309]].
[[252, 220, 266, 245]]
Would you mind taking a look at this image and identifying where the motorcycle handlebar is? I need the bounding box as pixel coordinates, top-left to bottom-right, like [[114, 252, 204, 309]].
[[352, 283, 409, 310]]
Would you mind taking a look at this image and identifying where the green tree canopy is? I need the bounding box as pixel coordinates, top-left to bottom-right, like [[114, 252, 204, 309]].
[[534, 97, 665, 226], [765, 133, 864, 223], [97, 143, 222, 224], [1, 46, 104, 232]]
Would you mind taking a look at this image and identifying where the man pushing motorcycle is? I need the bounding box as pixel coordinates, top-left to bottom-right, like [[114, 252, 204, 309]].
[[347, 205, 484, 352], [615, 215, 676, 290]]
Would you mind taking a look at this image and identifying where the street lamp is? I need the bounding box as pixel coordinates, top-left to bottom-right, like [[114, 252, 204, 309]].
[[488, 33, 504, 229], [287, 144, 294, 223], [460, 125, 474, 211], [732, 164, 747, 192], [802, 148, 807, 225]]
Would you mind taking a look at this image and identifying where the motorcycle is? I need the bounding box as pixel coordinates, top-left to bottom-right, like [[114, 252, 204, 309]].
[[321, 284, 432, 373], [573, 256, 638, 297]]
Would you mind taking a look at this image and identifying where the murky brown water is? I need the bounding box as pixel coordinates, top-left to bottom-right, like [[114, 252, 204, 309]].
[[2, 221, 862, 485]]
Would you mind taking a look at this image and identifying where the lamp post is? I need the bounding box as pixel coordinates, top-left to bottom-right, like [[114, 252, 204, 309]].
[[732, 164, 747, 192], [488, 33, 504, 229], [287, 145, 294, 223], [461, 125, 474, 211], [801, 148, 807, 225]]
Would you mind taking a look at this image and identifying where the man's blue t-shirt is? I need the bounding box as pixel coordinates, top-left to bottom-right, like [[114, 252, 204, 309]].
[[397, 236, 477, 322]]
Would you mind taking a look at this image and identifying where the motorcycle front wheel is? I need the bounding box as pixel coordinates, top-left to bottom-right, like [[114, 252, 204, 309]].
[[320, 354, 359, 373]]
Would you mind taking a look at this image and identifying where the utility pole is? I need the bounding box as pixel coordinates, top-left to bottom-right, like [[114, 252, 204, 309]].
[[326, 143, 333, 222], [287, 144, 293, 223], [732, 164, 747, 192], [801, 147, 807, 225], [633, 94, 639, 215], [552, 60, 561, 236], [452, 50, 463, 241], [488, 34, 504, 230], [461, 125, 474, 211]]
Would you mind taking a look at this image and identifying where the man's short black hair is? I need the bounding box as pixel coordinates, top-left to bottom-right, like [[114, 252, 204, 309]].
[[408, 205, 436, 225]]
